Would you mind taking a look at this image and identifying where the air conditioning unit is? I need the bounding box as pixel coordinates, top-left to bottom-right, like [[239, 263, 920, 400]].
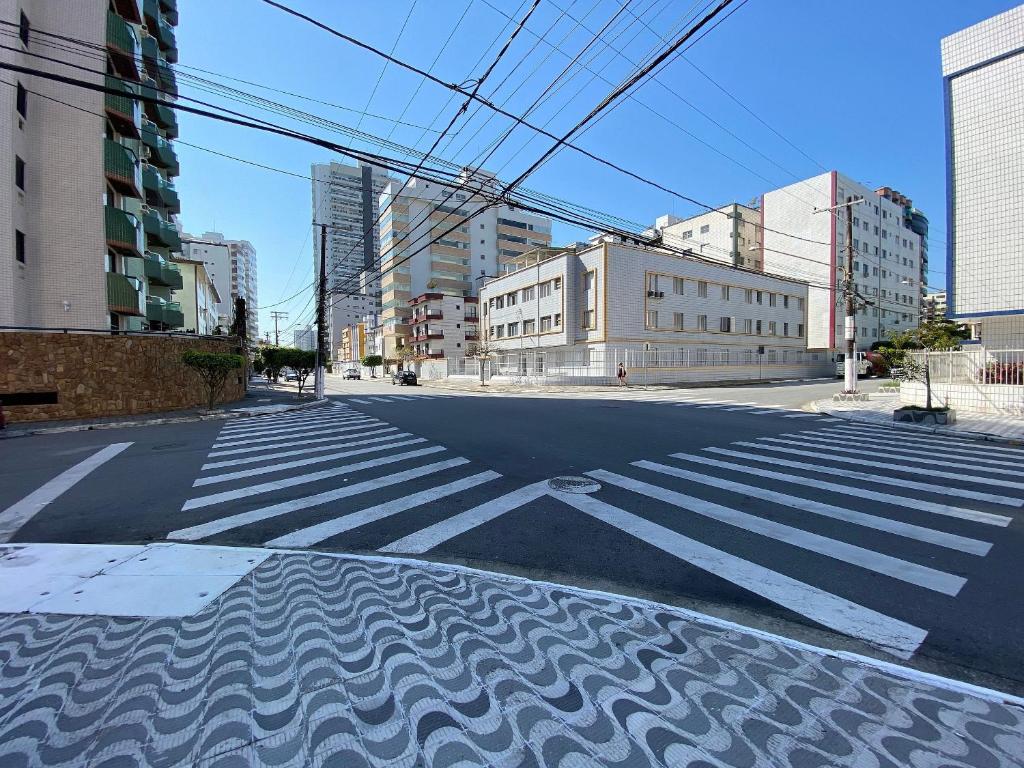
[[647, 290, 664, 298]]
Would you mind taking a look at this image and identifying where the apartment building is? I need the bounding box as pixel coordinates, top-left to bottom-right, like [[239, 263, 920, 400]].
[[408, 293, 480, 362], [480, 243, 808, 357], [292, 326, 314, 351], [650, 204, 763, 270], [338, 322, 366, 365], [311, 161, 392, 352], [0, 0, 182, 331], [942, 6, 1024, 348], [172, 256, 219, 335], [922, 292, 948, 323], [378, 169, 551, 358], [760, 171, 927, 350], [180, 232, 258, 342]]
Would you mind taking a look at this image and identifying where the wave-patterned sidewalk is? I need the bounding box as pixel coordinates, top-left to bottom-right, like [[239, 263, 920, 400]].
[[1, 552, 1021, 768]]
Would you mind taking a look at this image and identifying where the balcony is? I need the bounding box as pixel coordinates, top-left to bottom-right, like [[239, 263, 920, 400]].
[[142, 165, 180, 213], [146, 297, 183, 329], [106, 272, 144, 315], [106, 12, 140, 80], [140, 81, 177, 137], [141, 120, 179, 175], [157, 17, 176, 58], [144, 252, 183, 289], [112, 0, 142, 24], [104, 76, 140, 138], [105, 205, 143, 258], [144, 209, 181, 251], [160, 0, 178, 25], [414, 332, 444, 342], [104, 139, 141, 198]]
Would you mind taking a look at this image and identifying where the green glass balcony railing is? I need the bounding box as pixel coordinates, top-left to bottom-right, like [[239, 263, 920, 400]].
[[104, 139, 141, 198], [140, 81, 177, 137], [160, 0, 178, 25], [105, 205, 143, 258], [143, 209, 182, 251], [106, 11, 140, 80], [146, 298, 183, 329], [112, 0, 142, 24], [107, 272, 144, 316], [104, 75, 140, 138], [143, 252, 182, 289], [142, 165, 180, 214], [141, 120, 179, 175]]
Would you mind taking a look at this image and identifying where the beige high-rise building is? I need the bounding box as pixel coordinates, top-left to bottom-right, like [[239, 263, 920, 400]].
[[0, 0, 183, 331]]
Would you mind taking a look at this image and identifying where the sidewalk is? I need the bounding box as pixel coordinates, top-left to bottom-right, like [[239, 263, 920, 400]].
[[1, 543, 1021, 768], [812, 392, 1024, 443]]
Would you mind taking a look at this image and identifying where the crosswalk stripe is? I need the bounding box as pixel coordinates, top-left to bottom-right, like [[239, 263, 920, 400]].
[[369, 396, 398, 402], [207, 427, 399, 458], [588, 469, 965, 595], [379, 481, 550, 554], [721, 403, 763, 411], [181, 446, 446, 511], [705, 447, 1024, 508], [170, 457, 470, 541], [696, 402, 736, 408], [194, 438, 428, 487], [781, 412, 819, 418], [265, 470, 502, 548], [223, 406, 335, 428], [795, 429, 1024, 467], [551, 490, 927, 658], [350, 398, 373, 404], [220, 408, 351, 432], [764, 435, 1022, 476], [672, 451, 1012, 526], [814, 426, 1024, 457], [202, 433, 411, 469], [390, 396, 416, 401], [215, 414, 368, 440], [734, 440, 1024, 492], [818, 417, 846, 422], [212, 419, 381, 449], [633, 460, 991, 556]]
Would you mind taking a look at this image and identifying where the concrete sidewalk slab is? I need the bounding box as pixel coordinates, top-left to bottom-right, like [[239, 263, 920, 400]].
[[0, 545, 1020, 767]]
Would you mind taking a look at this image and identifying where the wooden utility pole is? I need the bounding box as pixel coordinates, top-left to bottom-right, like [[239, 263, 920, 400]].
[[270, 311, 288, 346], [815, 196, 864, 393], [314, 224, 327, 400]]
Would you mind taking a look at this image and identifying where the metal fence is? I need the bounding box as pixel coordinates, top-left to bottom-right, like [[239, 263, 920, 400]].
[[900, 348, 1024, 414], [447, 347, 831, 386]]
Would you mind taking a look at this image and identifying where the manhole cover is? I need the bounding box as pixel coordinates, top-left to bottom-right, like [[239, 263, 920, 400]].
[[548, 476, 601, 494]]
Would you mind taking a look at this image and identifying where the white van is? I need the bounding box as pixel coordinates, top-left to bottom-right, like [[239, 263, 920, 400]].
[[834, 351, 873, 377]]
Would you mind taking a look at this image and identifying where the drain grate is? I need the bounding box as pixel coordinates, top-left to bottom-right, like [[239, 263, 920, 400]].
[[547, 476, 601, 494]]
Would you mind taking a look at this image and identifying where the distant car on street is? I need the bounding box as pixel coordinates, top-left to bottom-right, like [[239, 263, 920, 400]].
[[283, 369, 298, 382], [392, 370, 417, 386], [344, 368, 360, 380]]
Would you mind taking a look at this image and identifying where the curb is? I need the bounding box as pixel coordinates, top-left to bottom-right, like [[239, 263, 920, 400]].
[[808, 400, 1024, 446], [1, 397, 329, 439]]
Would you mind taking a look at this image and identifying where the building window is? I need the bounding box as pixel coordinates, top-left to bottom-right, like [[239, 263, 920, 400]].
[[523, 318, 535, 334], [743, 318, 752, 334], [782, 295, 789, 309], [797, 323, 804, 337], [540, 316, 551, 332], [797, 297, 805, 310], [19, 11, 29, 45], [507, 321, 519, 336], [522, 286, 534, 301], [681, 229, 692, 239], [696, 314, 707, 331], [783, 322, 789, 336], [647, 274, 659, 292], [495, 325, 505, 338], [768, 321, 777, 335], [15, 229, 25, 263], [583, 272, 594, 291], [507, 292, 517, 306], [699, 224, 710, 234], [15, 156, 25, 191], [719, 317, 732, 333], [646, 310, 658, 329], [721, 285, 729, 301], [16, 82, 27, 119], [674, 312, 684, 330], [745, 289, 752, 304], [553, 277, 562, 290], [582, 309, 595, 329], [768, 293, 776, 307], [755, 290, 763, 305], [554, 313, 561, 327], [673, 277, 684, 295], [755, 319, 763, 335], [697, 280, 707, 298]]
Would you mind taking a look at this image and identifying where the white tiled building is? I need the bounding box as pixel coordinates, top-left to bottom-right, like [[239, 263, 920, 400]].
[[942, 6, 1024, 348], [479, 243, 813, 383], [652, 204, 763, 270], [760, 172, 927, 351], [180, 232, 258, 342]]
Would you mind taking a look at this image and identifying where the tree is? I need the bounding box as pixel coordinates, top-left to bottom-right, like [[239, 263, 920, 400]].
[[467, 340, 499, 386], [394, 345, 417, 370], [917, 318, 970, 351], [182, 350, 245, 410], [281, 348, 317, 394], [251, 348, 266, 377], [260, 346, 289, 383], [361, 354, 383, 377]]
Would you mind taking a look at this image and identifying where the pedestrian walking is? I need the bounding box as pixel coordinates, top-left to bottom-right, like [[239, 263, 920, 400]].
[[616, 362, 628, 387]]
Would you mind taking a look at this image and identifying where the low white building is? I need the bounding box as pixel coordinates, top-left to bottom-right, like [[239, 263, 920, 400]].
[[476, 243, 823, 384]]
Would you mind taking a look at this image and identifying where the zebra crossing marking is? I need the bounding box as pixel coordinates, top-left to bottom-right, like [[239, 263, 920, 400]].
[[202, 433, 411, 470], [350, 398, 372, 404], [207, 427, 399, 458], [814, 425, 1024, 457], [586, 469, 965, 595], [215, 414, 369, 441], [212, 419, 382, 449], [797, 429, 1024, 467], [550, 489, 929, 659]]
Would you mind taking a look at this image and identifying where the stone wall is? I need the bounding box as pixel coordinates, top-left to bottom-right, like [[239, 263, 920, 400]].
[[1, 332, 246, 423]]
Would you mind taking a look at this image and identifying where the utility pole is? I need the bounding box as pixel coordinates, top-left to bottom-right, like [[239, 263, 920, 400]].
[[270, 311, 288, 346], [815, 196, 864, 393], [314, 223, 328, 400]]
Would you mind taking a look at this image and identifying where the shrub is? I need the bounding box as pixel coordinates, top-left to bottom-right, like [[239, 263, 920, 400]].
[[981, 361, 1024, 385], [182, 350, 245, 409]]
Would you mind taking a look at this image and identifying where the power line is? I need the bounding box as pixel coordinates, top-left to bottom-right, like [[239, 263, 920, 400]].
[[355, 0, 418, 133]]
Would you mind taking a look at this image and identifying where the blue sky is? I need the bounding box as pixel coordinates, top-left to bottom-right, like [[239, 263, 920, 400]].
[[173, 0, 1019, 339]]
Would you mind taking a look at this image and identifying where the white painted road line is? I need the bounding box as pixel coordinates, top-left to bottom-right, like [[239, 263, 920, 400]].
[[670, 452, 1012, 527], [380, 481, 550, 554], [206, 427, 398, 458], [552, 490, 928, 659], [215, 414, 371, 440], [814, 426, 1024, 458], [201, 433, 412, 470], [266, 470, 502, 548], [797, 429, 1024, 468], [696, 401, 737, 409], [219, 409, 342, 431], [634, 460, 991, 556], [781, 413, 819, 418], [181, 446, 447, 511], [721, 403, 764, 411], [171, 457, 470, 541], [705, 447, 1024, 509], [735, 440, 1024, 492], [194, 438, 428, 487], [350, 398, 373, 404], [212, 419, 381, 449], [589, 469, 965, 595], [0, 442, 133, 543]]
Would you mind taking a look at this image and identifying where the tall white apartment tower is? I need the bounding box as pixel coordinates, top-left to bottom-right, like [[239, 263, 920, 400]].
[[942, 6, 1024, 348], [311, 161, 391, 355], [760, 171, 926, 351], [181, 231, 259, 343], [378, 169, 552, 358]]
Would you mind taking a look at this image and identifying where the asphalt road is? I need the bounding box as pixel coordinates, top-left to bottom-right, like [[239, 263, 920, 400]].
[[2, 377, 1022, 695]]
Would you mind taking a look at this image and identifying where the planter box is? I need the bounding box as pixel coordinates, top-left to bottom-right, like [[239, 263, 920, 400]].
[[893, 407, 957, 426], [833, 392, 869, 402]]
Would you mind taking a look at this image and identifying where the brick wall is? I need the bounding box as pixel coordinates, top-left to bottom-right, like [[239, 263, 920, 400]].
[[0, 332, 246, 423]]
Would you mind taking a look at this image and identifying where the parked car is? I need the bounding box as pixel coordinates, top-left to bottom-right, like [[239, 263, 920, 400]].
[[283, 369, 298, 382], [392, 370, 417, 386], [834, 351, 875, 378], [344, 368, 361, 380]]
